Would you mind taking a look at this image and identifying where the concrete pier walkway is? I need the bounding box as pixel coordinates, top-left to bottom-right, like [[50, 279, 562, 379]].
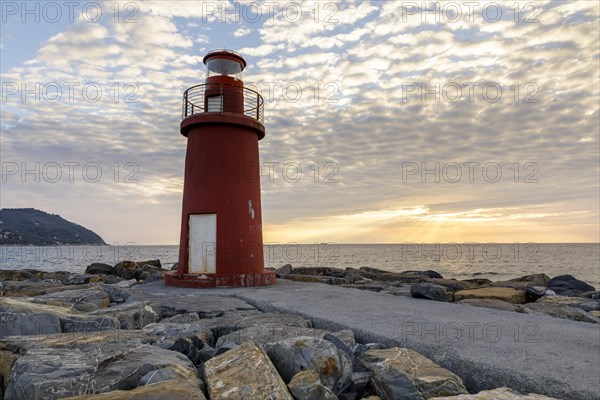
[[136, 279, 600, 399]]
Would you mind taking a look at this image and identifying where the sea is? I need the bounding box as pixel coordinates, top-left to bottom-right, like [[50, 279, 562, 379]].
[[1, 243, 599, 287]]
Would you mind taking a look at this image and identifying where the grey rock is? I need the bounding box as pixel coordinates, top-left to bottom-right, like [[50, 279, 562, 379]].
[[205, 342, 293, 400], [109, 279, 138, 288], [31, 287, 109, 312], [341, 283, 388, 292], [114, 261, 142, 280], [198, 345, 217, 362], [143, 322, 215, 348], [276, 264, 293, 276], [85, 263, 114, 275], [359, 347, 468, 399], [264, 336, 353, 391], [547, 275, 596, 297], [205, 312, 312, 340], [99, 283, 132, 304], [330, 329, 356, 348], [0, 297, 119, 337], [0, 312, 61, 339], [4, 342, 198, 400], [58, 380, 208, 399], [169, 336, 206, 365], [579, 290, 600, 299], [161, 312, 200, 324], [430, 386, 558, 399], [143, 270, 164, 282], [103, 275, 124, 284], [138, 264, 167, 282], [457, 298, 521, 312], [139, 367, 177, 385], [576, 300, 600, 312], [215, 323, 328, 349], [521, 303, 599, 323], [292, 267, 346, 278], [88, 301, 160, 329], [214, 341, 238, 356], [509, 274, 551, 286], [64, 274, 95, 285], [59, 315, 120, 333], [525, 286, 546, 303], [411, 283, 449, 302], [381, 285, 413, 297], [126, 292, 256, 319], [288, 369, 339, 400], [402, 270, 444, 279]]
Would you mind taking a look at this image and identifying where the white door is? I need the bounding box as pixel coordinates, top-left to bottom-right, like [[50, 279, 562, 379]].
[[189, 214, 216, 274]]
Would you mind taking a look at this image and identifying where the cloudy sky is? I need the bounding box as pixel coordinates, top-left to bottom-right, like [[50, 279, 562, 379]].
[[1, 0, 598, 245]]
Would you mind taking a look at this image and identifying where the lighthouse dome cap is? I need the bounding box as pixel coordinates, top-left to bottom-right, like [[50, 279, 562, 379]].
[[203, 49, 247, 70]]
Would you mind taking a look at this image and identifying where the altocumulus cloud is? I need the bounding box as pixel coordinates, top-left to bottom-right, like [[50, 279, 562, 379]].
[[0, 0, 598, 244]]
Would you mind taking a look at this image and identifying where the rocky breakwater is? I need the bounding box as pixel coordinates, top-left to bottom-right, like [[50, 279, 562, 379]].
[[275, 265, 600, 324], [1, 261, 560, 399]]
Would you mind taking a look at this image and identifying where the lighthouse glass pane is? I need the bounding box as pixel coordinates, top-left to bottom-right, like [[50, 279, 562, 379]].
[[189, 214, 217, 274], [207, 95, 223, 112], [206, 59, 243, 80]]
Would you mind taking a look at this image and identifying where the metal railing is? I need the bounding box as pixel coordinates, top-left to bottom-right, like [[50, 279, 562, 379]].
[[182, 83, 264, 123]]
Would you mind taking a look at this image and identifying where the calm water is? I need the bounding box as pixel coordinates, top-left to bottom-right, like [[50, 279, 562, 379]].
[[1, 243, 598, 287]]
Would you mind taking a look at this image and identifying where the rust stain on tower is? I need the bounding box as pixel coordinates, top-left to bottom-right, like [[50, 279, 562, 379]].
[[165, 49, 275, 288]]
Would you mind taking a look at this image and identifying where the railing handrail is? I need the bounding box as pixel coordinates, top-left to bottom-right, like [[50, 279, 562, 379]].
[[181, 83, 264, 123]]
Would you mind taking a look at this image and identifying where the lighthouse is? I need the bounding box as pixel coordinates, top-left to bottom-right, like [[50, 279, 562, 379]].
[[165, 49, 275, 288]]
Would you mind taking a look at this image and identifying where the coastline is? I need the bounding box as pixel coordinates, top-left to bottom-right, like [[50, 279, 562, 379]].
[[1, 261, 598, 399]]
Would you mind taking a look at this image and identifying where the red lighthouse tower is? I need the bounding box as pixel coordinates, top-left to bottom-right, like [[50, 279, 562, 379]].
[[165, 50, 275, 288]]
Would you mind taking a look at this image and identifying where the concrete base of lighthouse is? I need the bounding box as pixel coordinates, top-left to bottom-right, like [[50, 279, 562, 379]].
[[164, 270, 276, 288]]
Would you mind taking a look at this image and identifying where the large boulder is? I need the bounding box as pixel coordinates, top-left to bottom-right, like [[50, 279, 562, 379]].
[[287, 369, 338, 400], [0, 297, 119, 337], [88, 301, 161, 329], [114, 261, 142, 280], [204, 341, 293, 400], [453, 288, 527, 304], [125, 292, 256, 319], [509, 274, 551, 286], [143, 322, 215, 348], [276, 264, 293, 277], [0, 350, 19, 396], [402, 270, 444, 279], [215, 323, 334, 348], [31, 287, 109, 312], [411, 283, 449, 302], [85, 263, 114, 275], [61, 380, 207, 400], [457, 299, 521, 313], [521, 303, 599, 323], [1, 312, 62, 339], [430, 386, 557, 399], [161, 312, 200, 324], [428, 279, 478, 292], [359, 347, 468, 399], [263, 336, 352, 391], [537, 295, 600, 311], [4, 343, 198, 400], [547, 275, 596, 297], [291, 267, 346, 278]]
